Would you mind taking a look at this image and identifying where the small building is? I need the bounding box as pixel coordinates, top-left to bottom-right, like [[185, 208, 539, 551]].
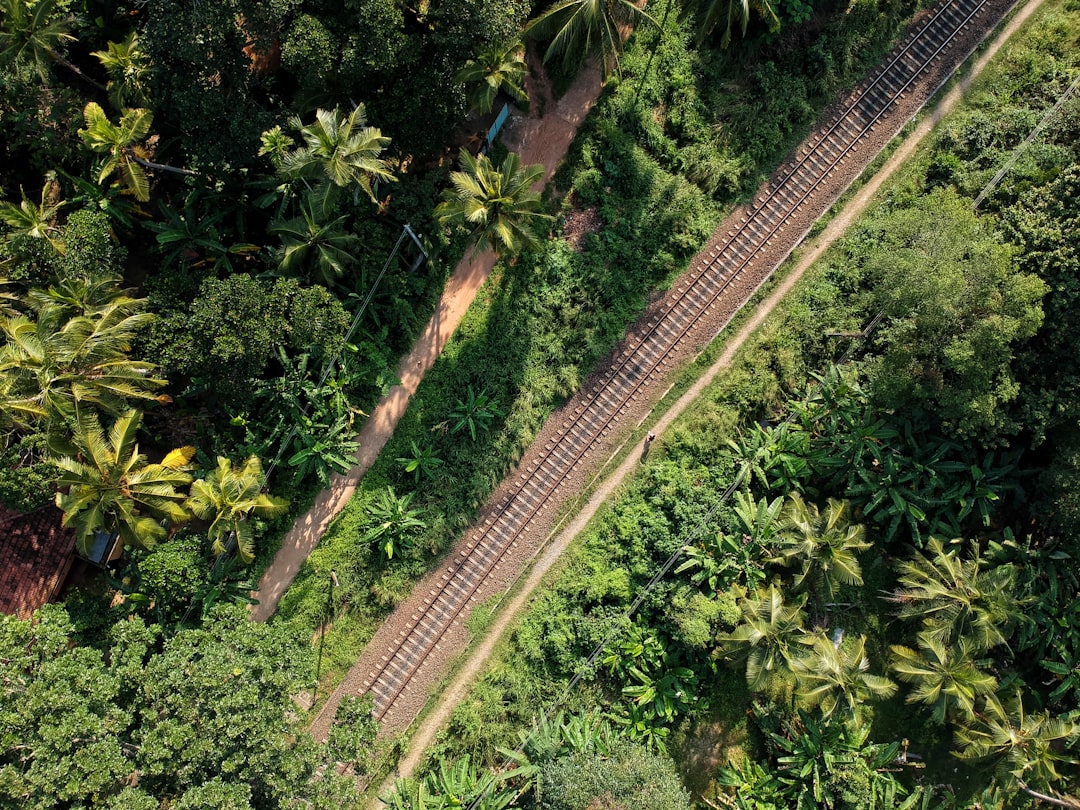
[[0, 506, 125, 619], [0, 505, 79, 619]]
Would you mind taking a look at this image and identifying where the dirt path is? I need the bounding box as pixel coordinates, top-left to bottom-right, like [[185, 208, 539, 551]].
[[377, 0, 1041, 791], [250, 62, 603, 622]]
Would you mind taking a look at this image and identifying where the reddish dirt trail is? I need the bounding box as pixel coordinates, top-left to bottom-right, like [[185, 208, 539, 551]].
[[378, 0, 1045, 787], [250, 60, 602, 623]]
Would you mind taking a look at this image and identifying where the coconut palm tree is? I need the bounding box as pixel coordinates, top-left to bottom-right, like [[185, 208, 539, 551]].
[[78, 102, 154, 201], [456, 40, 529, 115], [54, 408, 193, 554], [435, 148, 550, 258], [0, 292, 166, 429], [954, 695, 1080, 808], [0, 181, 66, 255], [0, 0, 105, 88], [524, 0, 656, 79], [887, 537, 1023, 653], [683, 0, 780, 47], [791, 633, 897, 725], [889, 634, 998, 725], [185, 455, 288, 563], [719, 584, 809, 692], [280, 104, 395, 205], [771, 494, 870, 607], [91, 30, 152, 111], [26, 272, 136, 319], [268, 194, 360, 287]]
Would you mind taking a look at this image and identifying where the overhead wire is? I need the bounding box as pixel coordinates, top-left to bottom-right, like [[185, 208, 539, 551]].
[[457, 316, 883, 809]]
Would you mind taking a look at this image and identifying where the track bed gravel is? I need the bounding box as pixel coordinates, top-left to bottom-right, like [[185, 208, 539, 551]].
[[309, 0, 1019, 742]]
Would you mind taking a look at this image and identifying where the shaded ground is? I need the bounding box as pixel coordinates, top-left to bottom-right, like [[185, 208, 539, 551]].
[[251, 57, 602, 621], [373, 0, 1040, 797]]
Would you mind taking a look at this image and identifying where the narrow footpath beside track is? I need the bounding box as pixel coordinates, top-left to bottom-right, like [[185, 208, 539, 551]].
[[310, 0, 1020, 741]]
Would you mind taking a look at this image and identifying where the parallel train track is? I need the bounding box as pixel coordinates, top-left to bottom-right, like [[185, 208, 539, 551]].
[[359, 0, 1005, 723]]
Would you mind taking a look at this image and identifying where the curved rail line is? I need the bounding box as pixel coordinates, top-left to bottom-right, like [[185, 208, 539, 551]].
[[360, 0, 1001, 722]]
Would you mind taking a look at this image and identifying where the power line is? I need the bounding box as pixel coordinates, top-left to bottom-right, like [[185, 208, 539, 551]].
[[458, 315, 883, 809], [261, 223, 427, 485], [972, 71, 1080, 211]]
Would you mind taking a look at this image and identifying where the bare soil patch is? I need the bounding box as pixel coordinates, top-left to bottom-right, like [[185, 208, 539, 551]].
[[374, 0, 1034, 794], [561, 196, 603, 251]]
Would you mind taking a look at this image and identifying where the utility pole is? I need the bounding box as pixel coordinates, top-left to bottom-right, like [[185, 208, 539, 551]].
[[311, 570, 339, 709]]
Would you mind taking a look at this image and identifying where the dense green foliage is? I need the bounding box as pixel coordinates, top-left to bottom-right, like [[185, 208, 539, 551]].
[[0, 604, 358, 808], [406, 4, 1080, 807], [275, 0, 919, 696], [6, 0, 1079, 804]]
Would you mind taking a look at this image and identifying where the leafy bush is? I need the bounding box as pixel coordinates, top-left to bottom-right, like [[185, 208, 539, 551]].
[[0, 433, 57, 512], [540, 740, 693, 810]]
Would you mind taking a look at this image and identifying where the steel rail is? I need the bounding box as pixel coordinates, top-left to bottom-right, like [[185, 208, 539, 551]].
[[360, 0, 994, 722]]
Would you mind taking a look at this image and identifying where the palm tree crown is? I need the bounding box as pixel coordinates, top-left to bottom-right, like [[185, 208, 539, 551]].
[[280, 105, 395, 204], [525, 0, 655, 79], [954, 695, 1079, 798], [887, 537, 1023, 652], [771, 494, 871, 605], [791, 633, 897, 725], [456, 41, 529, 115], [684, 0, 780, 48], [92, 30, 152, 111], [0, 181, 66, 255], [78, 102, 154, 201], [54, 409, 193, 554], [435, 148, 550, 258], [0, 0, 73, 81], [889, 634, 998, 725], [719, 585, 809, 692], [185, 455, 288, 564], [268, 194, 360, 287], [0, 289, 166, 429]]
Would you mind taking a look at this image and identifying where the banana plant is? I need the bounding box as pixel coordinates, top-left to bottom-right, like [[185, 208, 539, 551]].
[[764, 711, 918, 810], [677, 490, 779, 593], [601, 623, 665, 679], [447, 386, 503, 441], [381, 755, 514, 810], [145, 192, 258, 272], [608, 701, 671, 753], [621, 663, 697, 723], [362, 487, 426, 559], [496, 710, 614, 803], [728, 421, 812, 493], [396, 440, 444, 483], [60, 170, 144, 230], [716, 758, 788, 809], [286, 411, 359, 487]]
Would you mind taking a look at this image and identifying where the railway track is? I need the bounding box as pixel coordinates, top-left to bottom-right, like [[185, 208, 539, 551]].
[[356, 0, 1009, 724]]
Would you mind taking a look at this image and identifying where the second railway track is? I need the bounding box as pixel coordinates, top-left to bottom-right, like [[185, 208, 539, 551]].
[[315, 0, 1020, 734]]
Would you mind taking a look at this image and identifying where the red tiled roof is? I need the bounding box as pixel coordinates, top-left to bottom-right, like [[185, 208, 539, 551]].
[[0, 506, 76, 620]]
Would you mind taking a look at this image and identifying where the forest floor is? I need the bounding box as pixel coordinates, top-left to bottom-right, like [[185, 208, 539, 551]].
[[372, 0, 1043, 793], [249, 59, 603, 622]]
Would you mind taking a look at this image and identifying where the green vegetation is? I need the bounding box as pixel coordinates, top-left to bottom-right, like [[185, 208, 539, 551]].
[[0, 604, 358, 808], [4, 0, 1077, 804], [274, 0, 921, 701], [399, 2, 1080, 807]]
